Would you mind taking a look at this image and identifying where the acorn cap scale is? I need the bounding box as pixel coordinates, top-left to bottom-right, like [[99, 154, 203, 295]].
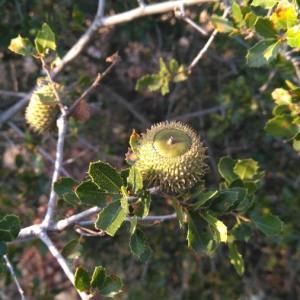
[[135, 121, 207, 193]]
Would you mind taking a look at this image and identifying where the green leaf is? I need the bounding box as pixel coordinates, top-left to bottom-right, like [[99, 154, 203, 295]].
[[34, 23, 56, 55], [8, 34, 35, 56], [201, 213, 227, 243], [127, 166, 143, 193], [251, 0, 278, 9], [211, 15, 235, 33], [61, 239, 83, 260], [0, 242, 7, 256], [265, 115, 299, 139], [135, 74, 162, 93], [228, 242, 245, 276], [255, 18, 277, 38], [246, 39, 281, 67], [171, 198, 186, 228], [187, 212, 216, 255], [129, 129, 140, 153], [0, 214, 20, 242], [231, 2, 244, 26], [251, 213, 283, 235], [192, 190, 219, 210], [74, 267, 90, 292], [54, 177, 78, 197], [271, 88, 292, 105], [100, 274, 123, 298], [233, 159, 259, 180], [270, 1, 298, 30], [129, 229, 152, 262], [286, 25, 300, 48], [232, 222, 252, 242], [75, 180, 111, 206], [293, 138, 300, 152], [134, 191, 151, 218], [168, 58, 179, 73], [95, 200, 126, 236], [218, 157, 239, 184], [90, 266, 106, 289], [89, 161, 123, 193]]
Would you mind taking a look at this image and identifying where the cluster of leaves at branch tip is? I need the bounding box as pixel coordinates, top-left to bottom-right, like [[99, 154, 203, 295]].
[[74, 265, 123, 297], [135, 57, 188, 95], [212, 1, 300, 68]]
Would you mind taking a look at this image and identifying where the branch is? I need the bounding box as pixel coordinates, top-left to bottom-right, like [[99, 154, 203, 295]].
[[3, 255, 27, 300], [38, 232, 90, 300], [187, 6, 230, 73]]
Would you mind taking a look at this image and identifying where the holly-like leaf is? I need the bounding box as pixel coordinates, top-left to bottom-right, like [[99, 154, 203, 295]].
[[74, 267, 90, 292], [286, 25, 300, 48], [54, 177, 78, 197], [34, 23, 56, 55], [251, 213, 283, 236], [90, 266, 106, 289], [246, 39, 281, 67], [218, 157, 239, 184], [0, 214, 20, 242], [234, 159, 259, 180], [127, 166, 143, 193], [75, 180, 111, 206], [8, 34, 35, 56], [228, 242, 245, 276], [95, 200, 126, 236], [89, 161, 123, 193], [129, 229, 152, 262], [265, 115, 299, 139], [255, 17, 277, 38]]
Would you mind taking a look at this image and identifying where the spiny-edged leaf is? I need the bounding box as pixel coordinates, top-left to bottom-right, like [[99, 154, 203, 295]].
[[74, 267, 90, 292], [61, 239, 83, 260], [171, 198, 186, 228], [270, 0, 298, 31], [265, 115, 299, 139], [0, 242, 7, 256], [100, 274, 123, 298], [75, 180, 111, 206], [251, 213, 283, 236], [129, 129, 140, 153], [187, 212, 216, 255], [34, 23, 56, 55], [95, 200, 126, 236], [218, 157, 238, 184], [231, 2, 244, 26], [211, 15, 235, 33], [246, 39, 280, 68], [8, 34, 35, 56], [286, 25, 300, 48], [129, 229, 152, 262], [192, 190, 219, 210], [201, 212, 227, 243], [255, 17, 277, 38], [251, 0, 278, 9], [233, 158, 259, 180], [90, 266, 106, 289], [228, 242, 245, 276], [0, 214, 20, 242], [127, 166, 143, 193], [134, 191, 151, 218], [88, 161, 122, 193], [54, 177, 78, 197]]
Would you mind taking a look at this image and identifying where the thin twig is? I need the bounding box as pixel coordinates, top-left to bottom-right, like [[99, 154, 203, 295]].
[[42, 114, 67, 227], [187, 6, 230, 73], [0, 90, 27, 97], [3, 255, 27, 300], [67, 52, 121, 116], [38, 232, 90, 300]]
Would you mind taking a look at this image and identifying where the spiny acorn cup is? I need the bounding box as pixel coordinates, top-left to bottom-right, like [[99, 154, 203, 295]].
[[135, 121, 207, 193], [25, 83, 60, 134]]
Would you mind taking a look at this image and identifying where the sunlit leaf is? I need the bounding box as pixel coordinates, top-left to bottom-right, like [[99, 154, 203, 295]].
[[286, 25, 300, 48], [251, 0, 278, 9], [228, 242, 245, 276], [8, 34, 35, 56], [234, 159, 259, 180], [201, 212, 227, 243], [127, 166, 143, 193], [34, 23, 56, 55]]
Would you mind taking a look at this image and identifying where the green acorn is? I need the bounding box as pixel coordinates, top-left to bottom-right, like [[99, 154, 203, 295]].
[[135, 121, 207, 193], [25, 81, 60, 134]]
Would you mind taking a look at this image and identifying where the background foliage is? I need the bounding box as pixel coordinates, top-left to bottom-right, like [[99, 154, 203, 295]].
[[1, 0, 300, 299]]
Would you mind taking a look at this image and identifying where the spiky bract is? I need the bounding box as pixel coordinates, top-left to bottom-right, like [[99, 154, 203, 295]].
[[135, 121, 207, 193]]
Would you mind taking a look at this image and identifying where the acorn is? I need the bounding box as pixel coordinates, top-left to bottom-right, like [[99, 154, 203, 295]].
[[25, 81, 60, 134], [135, 121, 207, 193]]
